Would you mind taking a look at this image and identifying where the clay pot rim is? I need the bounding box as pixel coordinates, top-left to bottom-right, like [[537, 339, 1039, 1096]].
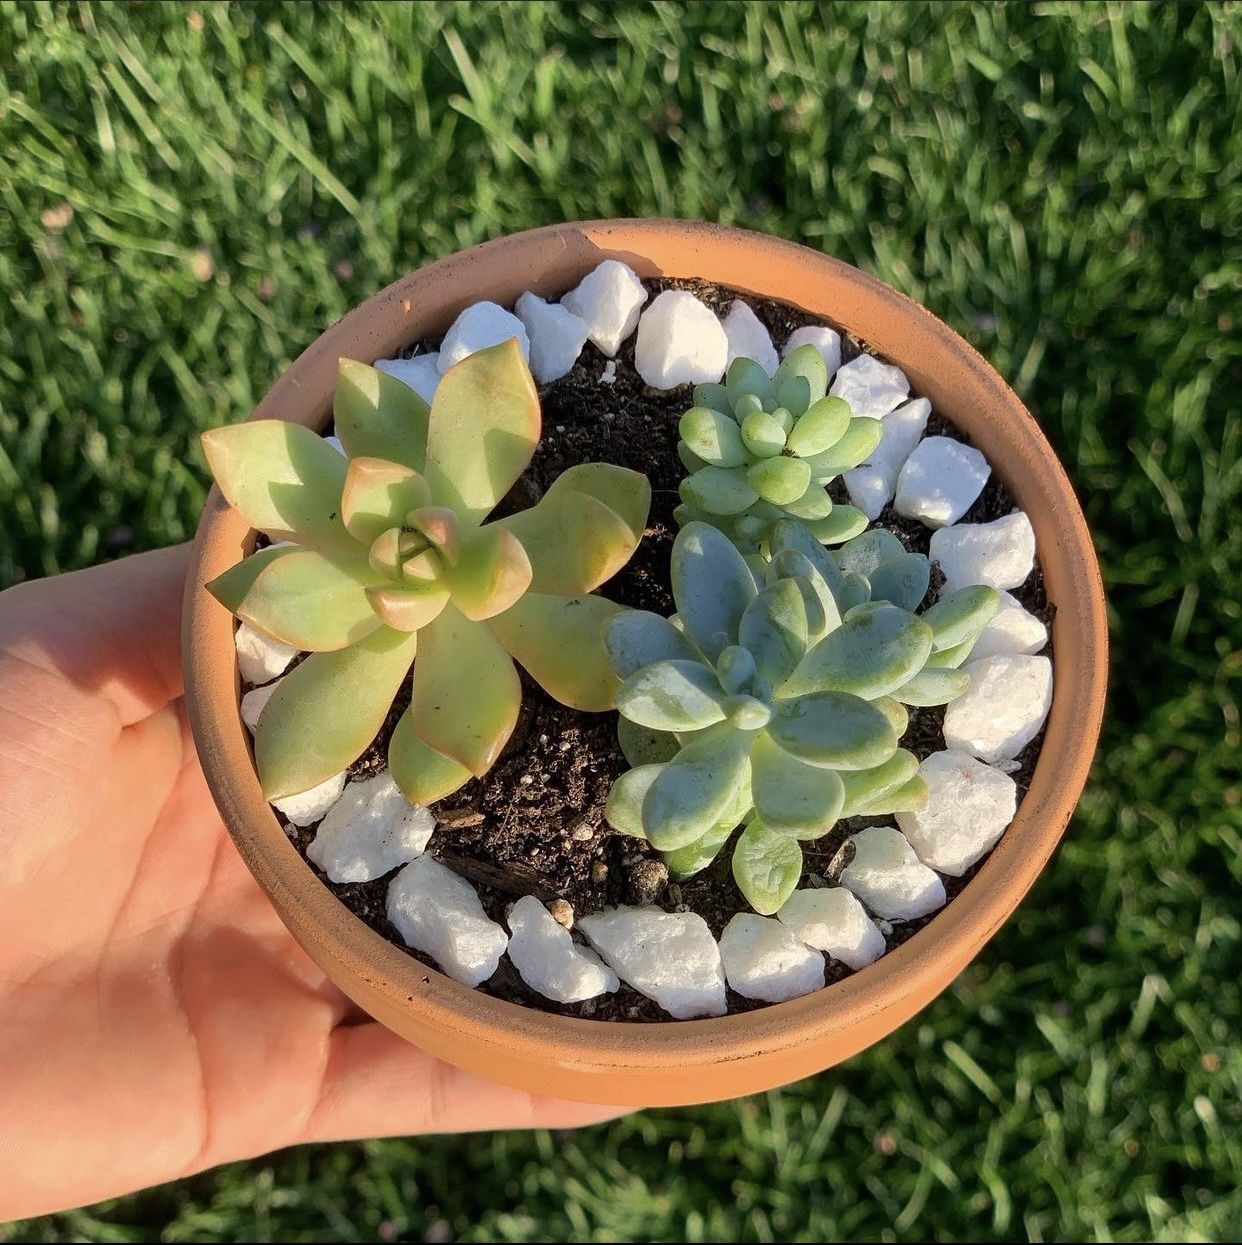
[[183, 219, 1107, 1079]]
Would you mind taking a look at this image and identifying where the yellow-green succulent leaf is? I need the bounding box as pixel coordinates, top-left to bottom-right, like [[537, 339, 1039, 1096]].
[[803, 417, 884, 479], [407, 505, 463, 565], [766, 691, 898, 771], [236, 548, 383, 652], [255, 626, 418, 799], [732, 817, 803, 915], [340, 457, 431, 546], [410, 604, 521, 775], [364, 581, 451, 632], [442, 525, 533, 621], [201, 420, 351, 554], [205, 544, 298, 613], [488, 591, 624, 711], [334, 359, 430, 471], [422, 339, 540, 526], [550, 463, 651, 544], [388, 709, 473, 805], [838, 749, 922, 817], [750, 732, 846, 839], [605, 764, 663, 838]]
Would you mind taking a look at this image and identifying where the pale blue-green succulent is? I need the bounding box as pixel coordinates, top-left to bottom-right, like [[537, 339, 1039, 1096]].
[[602, 520, 999, 914], [673, 347, 879, 551]]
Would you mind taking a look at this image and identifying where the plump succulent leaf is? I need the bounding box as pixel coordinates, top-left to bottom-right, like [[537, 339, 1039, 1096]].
[[680, 406, 749, 468], [891, 666, 972, 707], [785, 396, 851, 458], [770, 519, 845, 594], [693, 382, 732, 413], [766, 691, 898, 771], [255, 626, 418, 799], [867, 552, 931, 612], [617, 717, 681, 768], [680, 465, 760, 516], [732, 818, 803, 916], [671, 522, 757, 663], [496, 464, 649, 595], [662, 818, 735, 880], [773, 344, 828, 405], [421, 338, 540, 525], [605, 764, 662, 838], [441, 526, 532, 621], [750, 732, 845, 837], [738, 579, 809, 686], [836, 529, 906, 578], [775, 375, 811, 414], [855, 773, 929, 816], [603, 609, 702, 678], [739, 409, 787, 459], [206, 544, 296, 612], [488, 591, 623, 711], [389, 712, 474, 805], [924, 636, 977, 669], [838, 749, 921, 817], [923, 585, 1001, 650], [237, 549, 382, 651], [615, 659, 727, 732], [641, 724, 752, 851], [783, 603, 933, 700], [781, 485, 834, 520], [365, 581, 450, 632], [803, 506, 869, 546], [872, 695, 910, 737], [747, 455, 812, 506], [678, 441, 710, 474], [340, 458, 431, 546], [725, 357, 776, 408], [835, 572, 872, 613], [410, 605, 521, 774], [200, 420, 351, 554], [804, 418, 884, 478], [334, 359, 429, 471]]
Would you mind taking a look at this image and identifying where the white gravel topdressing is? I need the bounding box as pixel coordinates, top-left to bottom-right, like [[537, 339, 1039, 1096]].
[[828, 352, 910, 418], [840, 826, 948, 921], [634, 289, 729, 389], [230, 281, 1056, 1019], [942, 654, 1054, 765], [506, 896, 619, 1004], [577, 907, 728, 1019], [307, 771, 435, 884], [719, 914, 825, 1003], [386, 855, 508, 988], [438, 301, 530, 372], [843, 396, 931, 520], [778, 887, 886, 970], [375, 353, 441, 405], [722, 300, 779, 375], [897, 751, 1018, 875]]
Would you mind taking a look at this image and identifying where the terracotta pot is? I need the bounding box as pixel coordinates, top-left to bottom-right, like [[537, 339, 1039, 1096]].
[[183, 219, 1107, 1107]]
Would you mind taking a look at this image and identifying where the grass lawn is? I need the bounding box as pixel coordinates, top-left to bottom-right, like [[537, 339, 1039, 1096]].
[[1, 1, 1239, 1240]]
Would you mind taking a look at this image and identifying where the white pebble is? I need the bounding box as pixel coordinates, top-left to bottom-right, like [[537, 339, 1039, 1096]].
[[271, 770, 348, 828], [719, 913, 825, 1003], [386, 855, 508, 987], [633, 290, 729, 389], [943, 654, 1053, 765], [840, 826, 947, 921], [514, 291, 590, 383], [561, 260, 648, 357], [240, 679, 281, 732], [778, 887, 886, 970], [783, 325, 843, 378], [505, 896, 619, 1004], [969, 589, 1048, 660], [894, 436, 991, 529], [897, 751, 1017, 875], [930, 511, 1036, 592], [842, 397, 931, 519], [577, 906, 727, 1019], [235, 620, 298, 686], [437, 302, 530, 373], [828, 353, 910, 418], [722, 300, 778, 375], [599, 360, 617, 385], [375, 353, 441, 405], [306, 771, 435, 883], [324, 434, 345, 455]]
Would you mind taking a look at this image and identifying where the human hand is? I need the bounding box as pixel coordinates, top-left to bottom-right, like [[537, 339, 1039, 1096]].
[[0, 546, 620, 1221]]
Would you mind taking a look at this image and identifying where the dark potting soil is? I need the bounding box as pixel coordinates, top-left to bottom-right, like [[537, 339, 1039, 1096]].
[[272, 277, 1051, 1021]]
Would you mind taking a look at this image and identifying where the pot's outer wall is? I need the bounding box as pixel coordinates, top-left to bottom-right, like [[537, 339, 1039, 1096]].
[[184, 220, 1108, 1107]]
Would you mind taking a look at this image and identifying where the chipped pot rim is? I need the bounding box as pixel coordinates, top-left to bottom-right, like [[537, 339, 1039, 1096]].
[[183, 219, 1108, 1107]]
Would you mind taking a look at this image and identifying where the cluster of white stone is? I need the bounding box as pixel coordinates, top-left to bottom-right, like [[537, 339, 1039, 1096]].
[[229, 264, 1057, 1017]]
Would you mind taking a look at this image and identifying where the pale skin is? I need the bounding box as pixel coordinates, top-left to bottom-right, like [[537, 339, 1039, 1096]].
[[0, 546, 621, 1222]]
